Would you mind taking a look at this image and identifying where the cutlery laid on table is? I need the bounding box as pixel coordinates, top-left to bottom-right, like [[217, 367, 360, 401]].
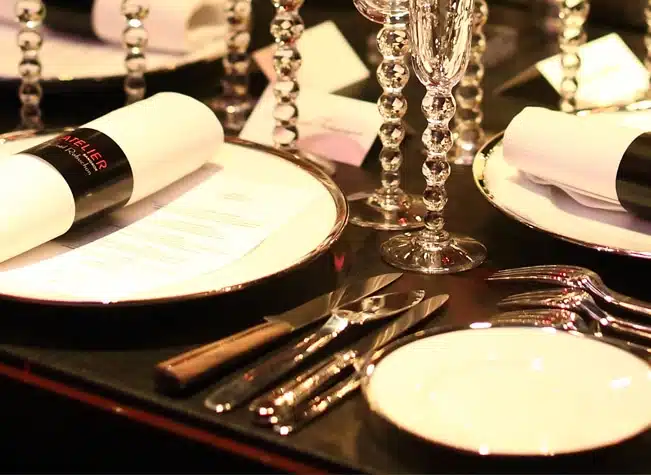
[[204, 289, 426, 413], [486, 309, 651, 355], [154, 273, 403, 392], [488, 265, 651, 318], [497, 288, 651, 342], [251, 294, 450, 429]]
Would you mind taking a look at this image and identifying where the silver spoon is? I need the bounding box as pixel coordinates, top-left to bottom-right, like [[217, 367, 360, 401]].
[[204, 289, 426, 413]]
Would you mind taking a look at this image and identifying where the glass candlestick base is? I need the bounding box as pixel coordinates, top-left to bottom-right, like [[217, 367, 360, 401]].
[[349, 191, 425, 230], [380, 231, 486, 274]]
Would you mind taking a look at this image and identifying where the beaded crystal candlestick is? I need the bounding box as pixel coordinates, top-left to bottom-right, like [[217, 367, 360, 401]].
[[269, 0, 304, 150], [211, 0, 254, 133], [645, 0, 651, 96], [15, 0, 45, 130], [121, 0, 149, 104], [348, 0, 425, 230], [556, 0, 589, 113], [452, 0, 488, 165], [380, 0, 486, 274]]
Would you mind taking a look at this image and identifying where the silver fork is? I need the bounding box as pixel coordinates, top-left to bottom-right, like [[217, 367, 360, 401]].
[[488, 265, 651, 318], [498, 288, 651, 342]]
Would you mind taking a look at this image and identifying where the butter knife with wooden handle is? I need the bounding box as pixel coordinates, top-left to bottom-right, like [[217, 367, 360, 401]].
[[154, 273, 402, 392]]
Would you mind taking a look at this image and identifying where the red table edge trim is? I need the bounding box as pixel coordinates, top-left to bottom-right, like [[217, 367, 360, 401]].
[[0, 361, 327, 474]]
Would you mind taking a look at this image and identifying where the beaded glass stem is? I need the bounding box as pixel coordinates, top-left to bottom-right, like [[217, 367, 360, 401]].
[[270, 0, 304, 151], [121, 0, 149, 105], [646, 0, 651, 95], [348, 0, 425, 230], [211, 0, 253, 133], [452, 0, 488, 165], [381, 0, 486, 275], [15, 0, 45, 130], [556, 0, 589, 113]]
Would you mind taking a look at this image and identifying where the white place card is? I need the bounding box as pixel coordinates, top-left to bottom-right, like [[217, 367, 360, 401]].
[[239, 86, 381, 167], [253, 21, 370, 93], [536, 33, 649, 109]]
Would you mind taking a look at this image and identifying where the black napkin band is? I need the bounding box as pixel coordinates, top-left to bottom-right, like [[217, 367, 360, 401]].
[[616, 131, 651, 220], [43, 1, 96, 39], [23, 128, 134, 224]]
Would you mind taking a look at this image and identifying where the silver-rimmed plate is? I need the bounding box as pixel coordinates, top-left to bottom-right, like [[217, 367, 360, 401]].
[[0, 23, 226, 86], [0, 129, 347, 306], [360, 324, 651, 456], [472, 132, 651, 259]]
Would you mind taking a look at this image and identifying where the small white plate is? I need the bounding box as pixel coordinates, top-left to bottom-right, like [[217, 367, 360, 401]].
[[0, 130, 347, 306], [363, 326, 651, 456], [473, 133, 651, 259], [0, 23, 225, 84]]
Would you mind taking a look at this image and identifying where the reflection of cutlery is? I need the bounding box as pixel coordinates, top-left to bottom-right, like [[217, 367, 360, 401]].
[[204, 290, 426, 412], [154, 273, 402, 392], [488, 265, 651, 318], [267, 294, 450, 435], [498, 288, 651, 342]]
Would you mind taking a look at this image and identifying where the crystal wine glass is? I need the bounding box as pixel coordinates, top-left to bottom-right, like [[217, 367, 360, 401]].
[[348, 0, 426, 230], [380, 0, 486, 274]]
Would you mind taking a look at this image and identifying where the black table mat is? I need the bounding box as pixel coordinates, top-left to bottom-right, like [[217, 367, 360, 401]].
[[3, 3, 651, 473]]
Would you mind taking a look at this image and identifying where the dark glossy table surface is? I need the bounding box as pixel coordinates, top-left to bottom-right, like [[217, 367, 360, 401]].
[[2, 2, 651, 473]]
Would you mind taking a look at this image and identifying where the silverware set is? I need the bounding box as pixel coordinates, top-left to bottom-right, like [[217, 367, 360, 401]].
[[488, 264, 651, 347], [154, 272, 449, 434]]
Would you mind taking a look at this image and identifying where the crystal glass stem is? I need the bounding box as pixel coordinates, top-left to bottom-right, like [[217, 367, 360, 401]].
[[452, 0, 488, 165], [645, 0, 651, 94], [270, 0, 304, 151], [15, 0, 45, 130], [374, 24, 410, 210], [420, 87, 455, 245], [556, 0, 589, 113], [217, 0, 253, 133], [122, 1, 149, 105]]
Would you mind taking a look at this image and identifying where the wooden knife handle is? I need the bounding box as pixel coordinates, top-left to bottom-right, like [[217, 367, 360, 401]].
[[154, 320, 293, 392]]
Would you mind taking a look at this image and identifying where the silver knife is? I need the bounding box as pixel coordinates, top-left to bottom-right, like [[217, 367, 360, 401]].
[[154, 273, 402, 392], [252, 294, 450, 429]]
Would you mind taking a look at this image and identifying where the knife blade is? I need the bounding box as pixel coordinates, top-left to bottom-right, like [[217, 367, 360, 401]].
[[249, 294, 449, 424], [154, 273, 402, 392]]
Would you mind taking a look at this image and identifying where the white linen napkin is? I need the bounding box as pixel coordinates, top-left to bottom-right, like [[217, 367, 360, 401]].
[[0, 92, 224, 264], [0, 0, 226, 53], [503, 107, 651, 212]]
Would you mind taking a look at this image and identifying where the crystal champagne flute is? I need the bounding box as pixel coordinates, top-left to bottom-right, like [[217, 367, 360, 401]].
[[348, 0, 426, 230], [380, 0, 486, 274]]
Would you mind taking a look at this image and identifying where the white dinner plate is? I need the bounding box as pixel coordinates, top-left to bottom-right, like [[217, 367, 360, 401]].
[[0, 23, 226, 84], [362, 326, 651, 456], [473, 132, 651, 259], [0, 129, 347, 306]]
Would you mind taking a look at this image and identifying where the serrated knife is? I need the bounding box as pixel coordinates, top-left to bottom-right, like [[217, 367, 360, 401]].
[[154, 273, 402, 392]]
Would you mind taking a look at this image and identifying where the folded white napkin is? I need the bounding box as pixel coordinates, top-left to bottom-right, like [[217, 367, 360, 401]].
[[0, 0, 226, 53], [503, 107, 651, 213], [0, 92, 224, 264]]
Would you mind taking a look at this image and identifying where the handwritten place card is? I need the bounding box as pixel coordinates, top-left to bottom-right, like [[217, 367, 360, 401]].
[[536, 33, 649, 109], [253, 21, 370, 93], [239, 86, 381, 167]]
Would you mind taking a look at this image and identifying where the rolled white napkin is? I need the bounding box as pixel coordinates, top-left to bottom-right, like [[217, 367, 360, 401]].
[[1, 0, 226, 53], [0, 92, 223, 264], [503, 107, 651, 220]]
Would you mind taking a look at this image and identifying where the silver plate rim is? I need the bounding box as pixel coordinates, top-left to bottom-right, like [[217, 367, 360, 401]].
[[471, 131, 651, 260], [0, 128, 349, 307]]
